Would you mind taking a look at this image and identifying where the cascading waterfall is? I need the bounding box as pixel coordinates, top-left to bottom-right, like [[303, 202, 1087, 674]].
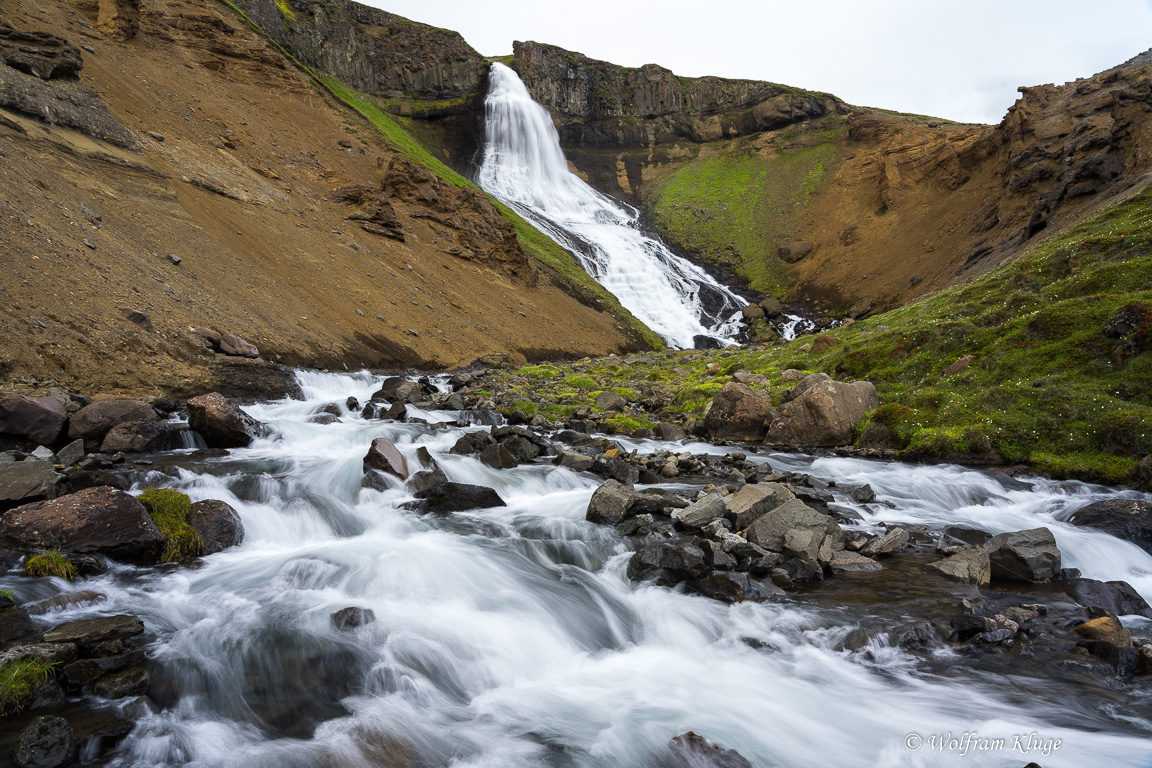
[[5, 369, 1152, 767], [478, 63, 747, 349]]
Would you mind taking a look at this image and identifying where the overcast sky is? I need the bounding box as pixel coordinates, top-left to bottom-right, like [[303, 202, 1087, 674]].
[[365, 0, 1152, 124]]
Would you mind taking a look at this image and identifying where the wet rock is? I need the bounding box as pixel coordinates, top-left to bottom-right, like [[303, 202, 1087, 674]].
[[1064, 578, 1152, 619], [15, 716, 76, 768], [987, 527, 1061, 581], [188, 499, 244, 554], [0, 642, 77, 668], [590, 455, 640, 484], [764, 376, 879, 448], [449, 431, 495, 456], [664, 731, 754, 768], [653, 422, 687, 441], [1074, 616, 1135, 674], [0, 607, 38, 644], [61, 650, 142, 686], [672, 494, 727, 529], [1, 487, 163, 563], [726, 482, 793, 530], [43, 614, 144, 648], [363, 438, 409, 479], [926, 547, 990, 586], [701, 383, 771, 442], [68, 399, 157, 442], [1066, 499, 1152, 555], [0, 461, 65, 511], [91, 666, 149, 698], [187, 393, 270, 448], [99, 420, 187, 453], [331, 607, 376, 631], [851, 484, 875, 503], [553, 449, 594, 472], [686, 572, 784, 603], [498, 435, 540, 463], [828, 550, 883, 573], [0, 395, 68, 445], [585, 479, 635, 525], [479, 443, 517, 469], [411, 481, 506, 513], [860, 527, 910, 557]]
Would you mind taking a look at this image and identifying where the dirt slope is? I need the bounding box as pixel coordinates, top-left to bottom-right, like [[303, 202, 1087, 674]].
[[0, 0, 647, 399]]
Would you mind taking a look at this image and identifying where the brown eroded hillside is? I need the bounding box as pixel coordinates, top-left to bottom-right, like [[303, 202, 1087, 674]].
[[0, 0, 650, 400]]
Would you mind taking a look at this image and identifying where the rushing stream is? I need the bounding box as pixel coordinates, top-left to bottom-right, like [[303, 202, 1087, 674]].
[[477, 63, 747, 349], [5, 370, 1152, 767]]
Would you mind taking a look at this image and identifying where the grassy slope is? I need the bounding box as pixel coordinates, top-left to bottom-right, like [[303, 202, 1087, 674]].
[[644, 116, 845, 298], [215, 0, 662, 350], [488, 184, 1152, 485]]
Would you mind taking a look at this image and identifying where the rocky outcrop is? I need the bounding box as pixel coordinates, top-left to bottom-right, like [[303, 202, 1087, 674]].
[[764, 375, 879, 448], [512, 41, 845, 149]]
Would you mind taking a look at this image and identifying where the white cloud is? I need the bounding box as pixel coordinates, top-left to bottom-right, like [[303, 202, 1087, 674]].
[[361, 0, 1152, 123]]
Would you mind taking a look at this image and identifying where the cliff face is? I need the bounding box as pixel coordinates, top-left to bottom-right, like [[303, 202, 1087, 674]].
[[512, 41, 845, 148]]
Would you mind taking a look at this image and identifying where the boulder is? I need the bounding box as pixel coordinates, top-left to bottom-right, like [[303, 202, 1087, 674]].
[[15, 716, 76, 768], [0, 461, 64, 511], [188, 499, 244, 554], [778, 241, 813, 263], [653, 422, 687, 441], [480, 443, 517, 469], [218, 333, 259, 358], [828, 550, 883, 573], [363, 438, 409, 479], [987, 527, 1061, 581], [61, 651, 142, 686], [810, 335, 839, 353], [726, 482, 793, 531], [0, 395, 67, 445], [672, 494, 727, 529], [450, 431, 495, 456], [553, 449, 594, 472], [1064, 578, 1152, 619], [187, 393, 269, 448], [594, 391, 627, 412], [665, 732, 754, 768], [411, 481, 506, 513], [1066, 499, 1152, 555], [586, 479, 636, 525], [926, 547, 990, 586], [759, 297, 784, 318], [0, 487, 164, 563], [91, 666, 149, 698], [780, 368, 806, 382], [0, 607, 38, 644], [56, 439, 85, 467], [68, 399, 157, 442], [860, 527, 909, 557], [331, 606, 376, 631], [743, 499, 838, 553], [764, 377, 879, 448], [118, 306, 152, 331], [1074, 616, 1135, 672], [0, 643, 78, 669], [701, 383, 771, 442], [99, 420, 188, 453], [685, 573, 784, 603], [741, 304, 765, 320]]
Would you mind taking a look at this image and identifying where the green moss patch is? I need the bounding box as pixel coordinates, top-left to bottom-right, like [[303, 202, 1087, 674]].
[[0, 659, 55, 715], [24, 550, 76, 580], [138, 489, 204, 563]]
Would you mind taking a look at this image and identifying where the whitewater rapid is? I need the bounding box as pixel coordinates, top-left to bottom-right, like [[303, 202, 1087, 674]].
[[4, 370, 1152, 767], [477, 63, 747, 349]]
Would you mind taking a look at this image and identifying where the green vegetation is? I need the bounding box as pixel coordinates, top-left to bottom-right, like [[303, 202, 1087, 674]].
[[274, 0, 295, 23], [24, 550, 75, 580], [647, 119, 844, 296], [478, 183, 1152, 485], [0, 588, 18, 603], [138, 489, 204, 563], [0, 659, 55, 715]]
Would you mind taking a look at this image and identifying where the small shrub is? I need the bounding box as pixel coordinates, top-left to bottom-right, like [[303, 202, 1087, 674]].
[[24, 550, 75, 580], [137, 488, 203, 563], [605, 414, 656, 433], [566, 374, 598, 389], [0, 659, 55, 715], [507, 399, 539, 417]]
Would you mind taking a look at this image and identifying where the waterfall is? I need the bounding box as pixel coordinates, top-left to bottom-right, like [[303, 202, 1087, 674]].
[[478, 63, 747, 349]]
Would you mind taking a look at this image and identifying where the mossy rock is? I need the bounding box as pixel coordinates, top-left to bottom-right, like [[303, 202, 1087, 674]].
[[23, 551, 76, 580], [0, 659, 55, 715], [137, 489, 204, 563]]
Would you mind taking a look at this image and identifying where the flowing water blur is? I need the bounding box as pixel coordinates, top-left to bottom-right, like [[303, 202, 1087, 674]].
[[477, 63, 746, 349], [6, 370, 1152, 767]]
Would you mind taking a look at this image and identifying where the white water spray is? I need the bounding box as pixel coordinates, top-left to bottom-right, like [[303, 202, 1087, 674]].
[[478, 63, 747, 349]]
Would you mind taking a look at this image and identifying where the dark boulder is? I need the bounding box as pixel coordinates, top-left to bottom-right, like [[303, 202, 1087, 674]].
[[987, 527, 1061, 581], [0, 607, 38, 644], [188, 499, 244, 554], [42, 614, 144, 648], [1066, 499, 1152, 555], [411, 481, 506, 513], [331, 607, 376, 631], [15, 716, 76, 768], [0, 487, 164, 563], [480, 443, 517, 469], [701, 383, 771, 442], [0, 395, 68, 445], [99, 420, 188, 453], [664, 731, 754, 768], [450, 431, 495, 456], [91, 666, 149, 699], [0, 461, 65, 512], [586, 479, 635, 525], [68, 399, 157, 442], [61, 650, 142, 686], [187, 393, 270, 448], [685, 573, 785, 603], [1065, 578, 1152, 619], [363, 438, 409, 479]]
